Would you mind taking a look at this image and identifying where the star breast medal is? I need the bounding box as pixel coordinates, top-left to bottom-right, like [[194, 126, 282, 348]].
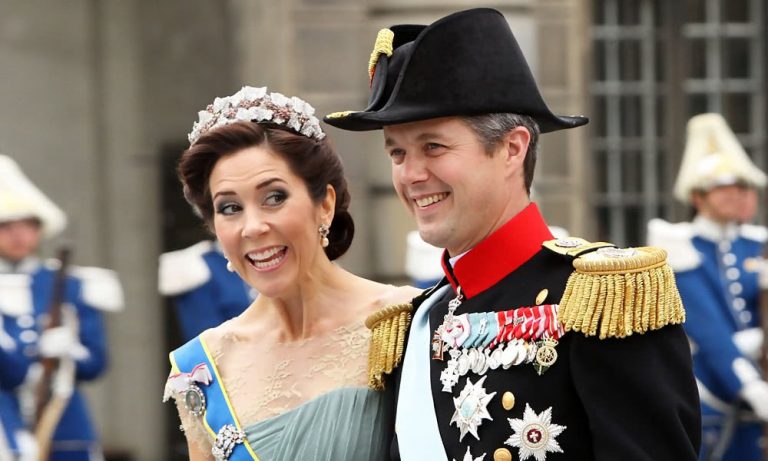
[[453, 446, 486, 461], [506, 404, 566, 461], [450, 376, 497, 441]]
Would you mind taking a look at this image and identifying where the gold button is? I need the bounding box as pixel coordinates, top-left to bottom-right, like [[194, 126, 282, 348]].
[[502, 391, 515, 410], [535, 288, 549, 305], [494, 447, 512, 461]]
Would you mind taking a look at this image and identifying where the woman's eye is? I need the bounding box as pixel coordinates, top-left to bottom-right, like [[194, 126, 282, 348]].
[[264, 190, 287, 206], [216, 202, 241, 216], [426, 142, 444, 151]]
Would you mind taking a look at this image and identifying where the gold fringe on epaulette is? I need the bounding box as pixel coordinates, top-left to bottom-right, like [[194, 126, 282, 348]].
[[365, 303, 413, 390], [558, 247, 686, 339]]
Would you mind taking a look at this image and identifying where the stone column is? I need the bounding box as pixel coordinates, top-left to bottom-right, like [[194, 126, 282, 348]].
[[533, 0, 593, 237]]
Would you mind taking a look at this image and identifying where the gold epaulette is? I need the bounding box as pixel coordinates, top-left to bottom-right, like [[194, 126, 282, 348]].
[[549, 240, 686, 339], [365, 303, 413, 391]]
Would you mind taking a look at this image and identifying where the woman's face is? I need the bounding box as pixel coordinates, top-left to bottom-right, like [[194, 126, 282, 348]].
[[208, 145, 334, 298]]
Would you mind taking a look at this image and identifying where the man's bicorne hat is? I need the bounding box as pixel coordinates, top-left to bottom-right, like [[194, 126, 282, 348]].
[[324, 8, 588, 132]]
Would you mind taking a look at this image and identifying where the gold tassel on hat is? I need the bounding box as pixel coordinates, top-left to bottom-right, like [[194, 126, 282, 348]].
[[558, 246, 686, 339], [365, 303, 413, 390], [368, 28, 395, 81]]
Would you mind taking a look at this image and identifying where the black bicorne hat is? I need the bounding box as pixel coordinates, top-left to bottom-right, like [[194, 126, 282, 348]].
[[324, 8, 588, 133]]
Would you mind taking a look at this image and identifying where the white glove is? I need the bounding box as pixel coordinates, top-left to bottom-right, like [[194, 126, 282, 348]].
[[15, 429, 39, 461], [37, 326, 89, 361], [740, 379, 768, 422], [732, 327, 764, 361]]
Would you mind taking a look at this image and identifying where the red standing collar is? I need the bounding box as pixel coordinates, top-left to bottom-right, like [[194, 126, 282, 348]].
[[440, 203, 553, 298]]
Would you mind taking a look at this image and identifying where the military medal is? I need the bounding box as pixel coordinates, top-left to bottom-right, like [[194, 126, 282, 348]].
[[439, 303, 564, 391], [432, 332, 445, 360], [453, 446, 486, 461], [441, 349, 462, 392], [450, 376, 497, 441], [506, 404, 566, 461], [457, 349, 471, 376], [533, 338, 558, 375], [433, 288, 465, 360], [488, 347, 503, 370]]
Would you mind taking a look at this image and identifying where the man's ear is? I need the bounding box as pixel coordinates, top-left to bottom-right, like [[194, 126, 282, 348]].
[[691, 190, 704, 208], [500, 126, 531, 178]]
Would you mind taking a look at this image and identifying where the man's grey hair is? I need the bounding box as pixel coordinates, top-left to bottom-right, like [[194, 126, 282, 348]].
[[460, 113, 540, 194]]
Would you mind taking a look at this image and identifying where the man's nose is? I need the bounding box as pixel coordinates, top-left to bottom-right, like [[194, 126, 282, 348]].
[[400, 155, 429, 184]]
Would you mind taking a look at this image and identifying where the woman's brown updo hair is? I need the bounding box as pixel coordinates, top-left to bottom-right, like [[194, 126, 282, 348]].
[[178, 121, 354, 261]]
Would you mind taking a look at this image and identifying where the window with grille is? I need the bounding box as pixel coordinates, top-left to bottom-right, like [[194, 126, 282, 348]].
[[590, 0, 765, 246]]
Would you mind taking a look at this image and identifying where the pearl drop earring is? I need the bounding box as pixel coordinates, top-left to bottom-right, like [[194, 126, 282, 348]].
[[319, 224, 330, 248]]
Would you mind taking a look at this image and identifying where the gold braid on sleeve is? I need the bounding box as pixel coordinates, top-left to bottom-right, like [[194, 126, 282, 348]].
[[558, 246, 686, 339], [364, 302, 413, 390]]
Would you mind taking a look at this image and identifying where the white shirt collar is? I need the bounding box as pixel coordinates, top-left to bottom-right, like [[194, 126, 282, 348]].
[[692, 215, 739, 242], [0, 257, 41, 274]]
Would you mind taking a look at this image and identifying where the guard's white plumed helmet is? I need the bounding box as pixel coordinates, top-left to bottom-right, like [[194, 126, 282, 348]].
[[674, 113, 766, 204], [0, 155, 66, 238]]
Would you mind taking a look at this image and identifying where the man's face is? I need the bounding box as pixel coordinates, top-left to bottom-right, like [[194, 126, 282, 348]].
[[384, 117, 527, 255], [694, 184, 749, 224], [738, 187, 759, 223], [0, 218, 42, 262]]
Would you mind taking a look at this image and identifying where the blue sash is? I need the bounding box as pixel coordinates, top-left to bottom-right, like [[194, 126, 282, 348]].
[[170, 337, 259, 461]]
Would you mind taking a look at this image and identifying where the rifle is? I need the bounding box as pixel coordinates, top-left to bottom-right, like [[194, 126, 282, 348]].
[[33, 246, 74, 461]]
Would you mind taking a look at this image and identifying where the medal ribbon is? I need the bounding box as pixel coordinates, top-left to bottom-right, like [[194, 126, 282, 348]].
[[488, 304, 563, 349], [163, 363, 213, 402]]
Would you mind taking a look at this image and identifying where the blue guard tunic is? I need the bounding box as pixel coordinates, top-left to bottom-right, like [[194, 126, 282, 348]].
[[0, 261, 40, 460], [159, 241, 256, 342], [0, 256, 123, 461], [650, 216, 767, 460], [0, 309, 35, 459]]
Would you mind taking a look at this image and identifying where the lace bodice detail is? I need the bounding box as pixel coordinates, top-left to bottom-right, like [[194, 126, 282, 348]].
[[172, 318, 372, 454]]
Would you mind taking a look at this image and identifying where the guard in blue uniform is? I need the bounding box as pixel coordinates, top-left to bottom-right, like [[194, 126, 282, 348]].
[[326, 8, 701, 460], [0, 155, 124, 461], [159, 240, 256, 342], [649, 113, 768, 461]]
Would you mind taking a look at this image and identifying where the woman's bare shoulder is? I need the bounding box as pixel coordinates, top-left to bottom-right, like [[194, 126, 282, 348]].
[[198, 312, 257, 357]]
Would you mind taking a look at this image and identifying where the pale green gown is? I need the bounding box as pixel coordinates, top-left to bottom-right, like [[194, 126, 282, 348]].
[[243, 387, 393, 460], [170, 319, 394, 461]]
